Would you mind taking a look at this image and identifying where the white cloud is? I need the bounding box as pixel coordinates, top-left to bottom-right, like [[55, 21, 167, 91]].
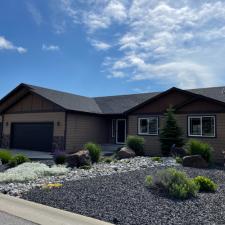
[[26, 2, 43, 26], [90, 40, 111, 51], [55, 0, 225, 89], [0, 36, 27, 54], [42, 44, 60, 51]]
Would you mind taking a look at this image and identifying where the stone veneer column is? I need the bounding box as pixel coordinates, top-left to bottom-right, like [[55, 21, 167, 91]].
[[1, 135, 10, 149], [52, 136, 65, 151]]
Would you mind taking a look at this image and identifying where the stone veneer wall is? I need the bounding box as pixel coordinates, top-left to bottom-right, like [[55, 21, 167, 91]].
[[52, 136, 65, 151], [1, 135, 10, 149]]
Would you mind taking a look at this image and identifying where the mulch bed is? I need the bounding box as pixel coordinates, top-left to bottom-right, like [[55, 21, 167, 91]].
[[22, 166, 225, 225]]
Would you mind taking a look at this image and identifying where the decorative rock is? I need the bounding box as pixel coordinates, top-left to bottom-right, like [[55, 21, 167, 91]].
[[182, 155, 208, 168], [66, 150, 91, 168], [117, 147, 136, 159], [0, 157, 178, 197]]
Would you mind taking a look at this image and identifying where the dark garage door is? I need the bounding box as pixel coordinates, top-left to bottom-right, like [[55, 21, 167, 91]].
[[11, 123, 53, 151]]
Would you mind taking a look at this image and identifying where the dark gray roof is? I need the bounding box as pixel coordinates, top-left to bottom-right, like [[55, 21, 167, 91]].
[[22, 84, 225, 114], [94, 92, 159, 114], [27, 84, 102, 114], [189, 86, 225, 103]]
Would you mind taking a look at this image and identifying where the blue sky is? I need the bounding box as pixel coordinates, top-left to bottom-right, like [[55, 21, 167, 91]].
[[1, 0, 225, 99]]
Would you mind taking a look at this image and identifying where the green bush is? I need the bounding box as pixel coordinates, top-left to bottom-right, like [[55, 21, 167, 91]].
[[53, 151, 66, 165], [185, 139, 213, 163], [151, 157, 163, 163], [103, 157, 113, 164], [9, 154, 30, 168], [0, 150, 13, 164], [126, 135, 144, 156], [175, 157, 183, 164], [79, 165, 92, 170], [193, 176, 217, 192], [85, 142, 102, 163], [145, 175, 153, 186], [146, 168, 199, 199]]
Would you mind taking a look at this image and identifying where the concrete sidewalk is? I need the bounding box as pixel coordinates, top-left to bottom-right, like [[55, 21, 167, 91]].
[[0, 194, 114, 225], [0, 211, 37, 225]]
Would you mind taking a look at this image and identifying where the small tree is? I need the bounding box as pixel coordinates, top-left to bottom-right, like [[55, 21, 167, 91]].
[[160, 106, 184, 156]]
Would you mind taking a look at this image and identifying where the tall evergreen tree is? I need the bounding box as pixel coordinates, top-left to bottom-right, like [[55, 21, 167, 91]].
[[160, 106, 184, 156]]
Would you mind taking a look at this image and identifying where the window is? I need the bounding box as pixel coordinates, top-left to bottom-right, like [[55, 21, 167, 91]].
[[138, 117, 158, 135], [188, 116, 215, 137]]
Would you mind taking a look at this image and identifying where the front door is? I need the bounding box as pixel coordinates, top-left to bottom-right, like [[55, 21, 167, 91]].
[[116, 119, 126, 144]]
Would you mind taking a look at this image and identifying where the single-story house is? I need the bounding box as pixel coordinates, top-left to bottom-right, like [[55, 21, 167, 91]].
[[0, 83, 225, 163]]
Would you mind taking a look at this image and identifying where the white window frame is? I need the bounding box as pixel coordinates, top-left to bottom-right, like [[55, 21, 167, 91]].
[[138, 117, 159, 136], [188, 115, 216, 138]]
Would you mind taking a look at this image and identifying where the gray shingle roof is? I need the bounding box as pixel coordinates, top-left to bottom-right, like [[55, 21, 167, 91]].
[[22, 84, 225, 114], [94, 92, 159, 114], [27, 84, 102, 114]]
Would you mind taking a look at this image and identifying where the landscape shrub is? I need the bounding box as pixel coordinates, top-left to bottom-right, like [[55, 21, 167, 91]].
[[185, 139, 213, 163], [145, 175, 153, 186], [84, 142, 102, 163], [79, 165, 92, 170], [151, 157, 163, 163], [0, 162, 69, 183], [159, 107, 184, 156], [103, 157, 114, 164], [193, 176, 217, 192], [53, 151, 66, 165], [146, 168, 199, 199], [126, 135, 144, 156], [0, 150, 12, 164], [9, 154, 30, 167], [175, 157, 183, 164]]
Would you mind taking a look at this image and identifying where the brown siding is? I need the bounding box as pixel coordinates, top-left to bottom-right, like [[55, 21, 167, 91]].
[[3, 112, 65, 136], [177, 98, 225, 113], [66, 113, 108, 152], [5, 93, 62, 114], [133, 90, 191, 114], [128, 114, 225, 163]]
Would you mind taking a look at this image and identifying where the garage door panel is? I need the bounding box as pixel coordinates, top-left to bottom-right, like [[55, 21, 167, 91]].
[[11, 123, 53, 152]]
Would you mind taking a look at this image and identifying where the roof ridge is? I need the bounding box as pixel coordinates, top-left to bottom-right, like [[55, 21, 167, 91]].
[[24, 83, 94, 100]]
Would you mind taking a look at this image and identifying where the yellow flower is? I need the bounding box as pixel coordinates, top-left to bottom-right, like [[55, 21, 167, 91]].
[[42, 183, 63, 189]]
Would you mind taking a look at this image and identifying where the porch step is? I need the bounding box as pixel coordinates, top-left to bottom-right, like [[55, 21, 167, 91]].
[[101, 144, 123, 156]]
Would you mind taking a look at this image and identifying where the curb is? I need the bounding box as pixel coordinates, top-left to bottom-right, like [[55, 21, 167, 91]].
[[0, 194, 114, 225]]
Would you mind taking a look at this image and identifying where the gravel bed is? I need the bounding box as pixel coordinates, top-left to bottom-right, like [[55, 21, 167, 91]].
[[22, 166, 225, 225], [0, 157, 177, 196]]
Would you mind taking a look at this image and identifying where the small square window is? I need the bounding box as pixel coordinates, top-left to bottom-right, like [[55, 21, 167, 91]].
[[138, 117, 158, 135]]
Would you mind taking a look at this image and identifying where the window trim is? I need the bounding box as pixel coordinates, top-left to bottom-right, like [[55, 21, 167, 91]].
[[138, 117, 159, 136], [188, 115, 216, 138]]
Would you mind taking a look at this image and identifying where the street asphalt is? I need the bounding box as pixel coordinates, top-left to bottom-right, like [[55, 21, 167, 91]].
[[0, 211, 37, 225]]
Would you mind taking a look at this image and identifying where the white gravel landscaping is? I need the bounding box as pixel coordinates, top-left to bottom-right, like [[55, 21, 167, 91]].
[[0, 157, 178, 197]]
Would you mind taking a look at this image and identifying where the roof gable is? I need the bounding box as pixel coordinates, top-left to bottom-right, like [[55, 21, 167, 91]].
[[1, 84, 225, 115]]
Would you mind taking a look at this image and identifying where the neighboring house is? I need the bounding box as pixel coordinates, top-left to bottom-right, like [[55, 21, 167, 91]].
[[0, 83, 225, 163]]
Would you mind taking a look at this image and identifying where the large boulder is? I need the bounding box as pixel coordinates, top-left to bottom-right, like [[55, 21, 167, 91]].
[[182, 155, 208, 168], [171, 144, 187, 157], [117, 147, 136, 159], [66, 150, 91, 168]]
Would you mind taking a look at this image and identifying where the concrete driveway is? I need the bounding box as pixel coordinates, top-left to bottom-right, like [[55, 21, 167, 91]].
[[0, 194, 114, 225], [0, 211, 37, 225]]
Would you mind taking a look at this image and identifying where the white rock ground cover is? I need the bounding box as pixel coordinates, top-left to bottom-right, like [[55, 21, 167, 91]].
[[0, 157, 178, 197]]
